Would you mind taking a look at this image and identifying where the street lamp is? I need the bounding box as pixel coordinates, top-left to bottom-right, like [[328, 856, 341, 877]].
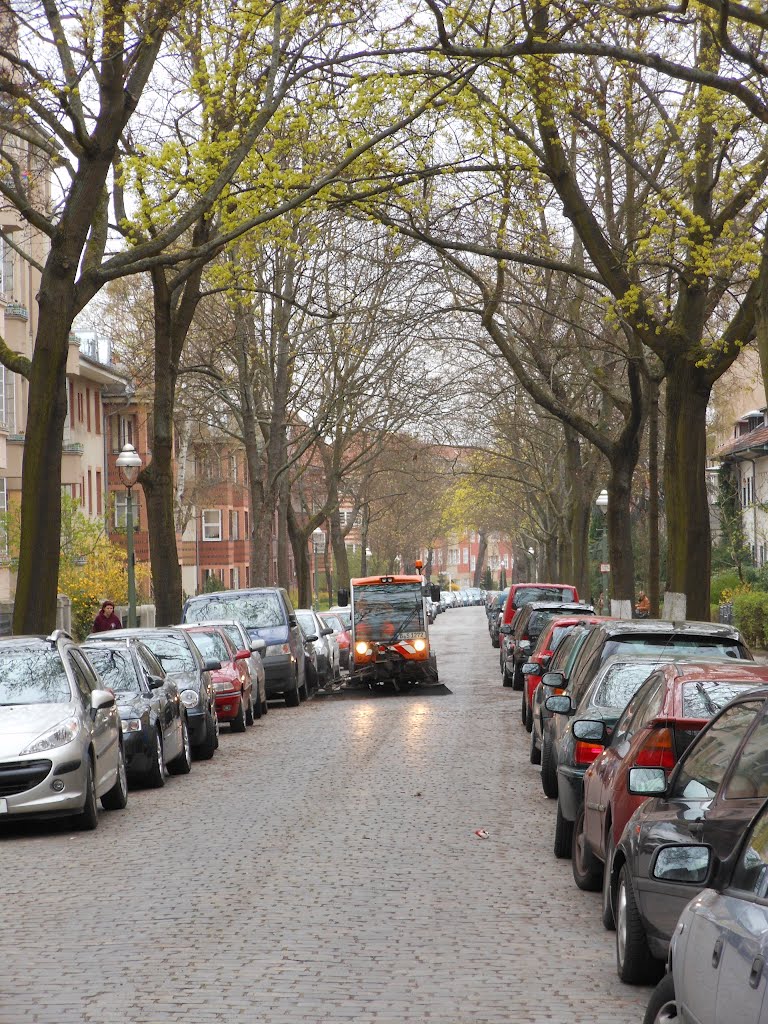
[[116, 443, 142, 628], [527, 545, 536, 582], [596, 489, 609, 612], [311, 527, 324, 610]]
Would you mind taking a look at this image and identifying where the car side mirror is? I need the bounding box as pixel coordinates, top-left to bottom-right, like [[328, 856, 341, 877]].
[[545, 694, 572, 715], [91, 689, 115, 712], [518, 639, 531, 651], [288, 614, 298, 627], [250, 640, 266, 654], [305, 634, 318, 643], [628, 766, 667, 796], [337, 588, 349, 607], [572, 719, 606, 743], [430, 584, 441, 603], [321, 627, 334, 636], [521, 662, 539, 675], [148, 676, 165, 690], [651, 844, 712, 884], [234, 650, 250, 661], [500, 624, 512, 634], [542, 671, 564, 689], [204, 658, 222, 672]]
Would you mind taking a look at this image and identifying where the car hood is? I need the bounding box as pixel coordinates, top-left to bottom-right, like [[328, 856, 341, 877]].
[[116, 694, 147, 717], [0, 702, 78, 758], [164, 670, 200, 691]]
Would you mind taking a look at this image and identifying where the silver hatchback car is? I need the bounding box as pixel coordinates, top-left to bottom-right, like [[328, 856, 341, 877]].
[[0, 632, 128, 829]]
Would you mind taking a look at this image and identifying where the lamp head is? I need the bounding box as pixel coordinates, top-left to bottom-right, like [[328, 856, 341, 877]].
[[116, 443, 142, 488]]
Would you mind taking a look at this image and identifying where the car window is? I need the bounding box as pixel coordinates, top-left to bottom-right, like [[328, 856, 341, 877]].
[[681, 680, 760, 719], [610, 673, 663, 746], [187, 630, 231, 663], [730, 802, 768, 898], [723, 710, 768, 801], [601, 635, 746, 660], [136, 647, 165, 679], [296, 611, 317, 635], [550, 628, 587, 672], [0, 649, 73, 705], [513, 587, 575, 607], [671, 702, 763, 800], [139, 635, 197, 674], [185, 592, 286, 628], [69, 652, 96, 705], [529, 611, 557, 638], [219, 624, 244, 651], [592, 663, 656, 709], [84, 647, 141, 693], [321, 615, 343, 632]]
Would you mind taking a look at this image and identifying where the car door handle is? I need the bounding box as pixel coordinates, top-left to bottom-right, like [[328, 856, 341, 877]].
[[712, 938, 724, 969], [750, 956, 764, 989]]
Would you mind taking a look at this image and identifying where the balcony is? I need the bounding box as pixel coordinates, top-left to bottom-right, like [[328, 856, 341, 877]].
[[4, 302, 28, 321]]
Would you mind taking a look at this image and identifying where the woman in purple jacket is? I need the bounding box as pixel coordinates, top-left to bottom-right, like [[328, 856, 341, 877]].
[[92, 600, 122, 632]]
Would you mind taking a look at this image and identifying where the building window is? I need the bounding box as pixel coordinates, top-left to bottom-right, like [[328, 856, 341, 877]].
[[229, 510, 239, 540], [463, 547, 469, 563], [69, 382, 75, 429], [231, 455, 239, 483], [245, 565, 250, 586], [112, 414, 134, 453], [114, 492, 139, 530], [0, 366, 15, 432], [0, 477, 7, 556], [202, 509, 222, 541], [77, 390, 83, 423], [96, 470, 102, 515], [86, 387, 91, 431], [0, 236, 14, 297], [230, 567, 240, 589], [94, 392, 101, 434], [87, 469, 92, 515]]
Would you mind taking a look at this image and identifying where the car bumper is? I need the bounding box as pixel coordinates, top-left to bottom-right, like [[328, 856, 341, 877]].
[[557, 764, 585, 822], [186, 707, 209, 745], [123, 730, 153, 775], [0, 741, 88, 819], [263, 654, 296, 695], [214, 692, 241, 722]]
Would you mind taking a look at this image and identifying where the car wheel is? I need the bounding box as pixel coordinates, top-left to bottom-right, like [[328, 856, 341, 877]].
[[76, 754, 99, 830], [602, 832, 616, 930], [146, 727, 166, 788], [643, 973, 677, 1024], [512, 663, 523, 691], [284, 673, 301, 707], [194, 708, 217, 760], [525, 700, 533, 733], [245, 694, 254, 726], [299, 677, 309, 701], [616, 864, 660, 984], [253, 692, 263, 720], [502, 664, 514, 687], [553, 801, 573, 859], [529, 726, 541, 765], [520, 695, 527, 726], [102, 743, 129, 810], [231, 694, 247, 732], [168, 717, 192, 775], [491, 636, 500, 649], [540, 736, 558, 798], [572, 804, 602, 891]]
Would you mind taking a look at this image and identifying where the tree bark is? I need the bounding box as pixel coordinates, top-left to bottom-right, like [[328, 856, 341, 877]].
[[472, 529, 488, 587], [647, 379, 661, 617], [330, 506, 350, 592], [606, 457, 636, 615], [287, 502, 311, 606], [663, 362, 712, 619]]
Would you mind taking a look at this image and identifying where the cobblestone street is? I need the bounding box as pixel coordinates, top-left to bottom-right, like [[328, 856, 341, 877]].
[[1, 608, 651, 1024]]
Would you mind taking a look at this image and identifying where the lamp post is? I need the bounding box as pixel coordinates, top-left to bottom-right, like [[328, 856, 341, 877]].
[[312, 527, 324, 610], [116, 443, 142, 627], [596, 488, 609, 613], [527, 545, 536, 582]]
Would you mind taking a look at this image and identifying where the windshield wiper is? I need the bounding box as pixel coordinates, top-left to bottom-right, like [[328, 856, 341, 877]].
[[695, 681, 719, 715], [390, 606, 421, 643]]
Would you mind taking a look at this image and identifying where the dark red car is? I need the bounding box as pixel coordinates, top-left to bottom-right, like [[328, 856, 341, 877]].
[[499, 583, 578, 675], [575, 660, 768, 918], [180, 624, 254, 732]]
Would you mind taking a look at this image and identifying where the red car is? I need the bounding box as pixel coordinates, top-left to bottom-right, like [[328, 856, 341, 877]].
[[522, 615, 611, 732], [499, 583, 578, 675], [575, 660, 768, 920], [180, 624, 254, 732]]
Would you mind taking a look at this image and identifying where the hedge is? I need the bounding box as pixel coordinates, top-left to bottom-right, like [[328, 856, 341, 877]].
[[733, 592, 768, 649]]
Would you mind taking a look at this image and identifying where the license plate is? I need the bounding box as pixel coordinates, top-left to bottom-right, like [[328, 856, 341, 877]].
[[0, 798, 7, 814]]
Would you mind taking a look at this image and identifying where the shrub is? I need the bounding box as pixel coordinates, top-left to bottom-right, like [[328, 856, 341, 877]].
[[733, 592, 768, 648], [710, 604, 719, 623], [711, 570, 743, 605]]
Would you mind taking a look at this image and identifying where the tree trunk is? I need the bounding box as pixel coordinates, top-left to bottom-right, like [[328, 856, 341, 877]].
[[424, 545, 433, 581], [360, 504, 369, 576], [606, 458, 636, 618], [287, 502, 311, 606], [323, 528, 333, 608], [568, 496, 592, 597], [473, 530, 488, 586], [277, 480, 290, 588], [14, 296, 72, 632], [330, 506, 350, 592], [664, 362, 712, 619], [648, 379, 661, 617]]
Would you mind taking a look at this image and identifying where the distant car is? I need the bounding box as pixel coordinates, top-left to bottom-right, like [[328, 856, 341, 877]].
[[178, 624, 254, 731], [0, 632, 128, 828], [82, 638, 192, 786], [644, 795, 768, 1024], [87, 628, 219, 760], [182, 587, 306, 708], [488, 589, 509, 648], [608, 682, 768, 983], [327, 606, 352, 631], [499, 583, 579, 636], [320, 612, 350, 672], [296, 608, 337, 690], [192, 619, 268, 718]]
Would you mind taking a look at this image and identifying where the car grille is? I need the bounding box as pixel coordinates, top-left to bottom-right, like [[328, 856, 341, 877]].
[[0, 759, 53, 796]]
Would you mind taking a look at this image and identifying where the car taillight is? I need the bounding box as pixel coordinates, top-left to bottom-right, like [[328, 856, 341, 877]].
[[574, 741, 604, 765], [634, 726, 675, 770]]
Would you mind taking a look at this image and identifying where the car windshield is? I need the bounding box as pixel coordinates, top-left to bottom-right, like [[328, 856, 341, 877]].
[[218, 625, 243, 650], [321, 614, 343, 632], [602, 635, 745, 660], [513, 587, 575, 608], [528, 611, 557, 636], [83, 648, 140, 694], [681, 680, 761, 718], [185, 593, 285, 629], [0, 650, 72, 705], [330, 609, 352, 629], [187, 631, 231, 664], [354, 583, 424, 641], [296, 612, 317, 635], [138, 635, 196, 674], [593, 663, 657, 708]]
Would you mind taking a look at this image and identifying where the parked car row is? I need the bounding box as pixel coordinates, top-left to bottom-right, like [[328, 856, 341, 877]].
[[486, 590, 768, 1023], [0, 587, 336, 831]]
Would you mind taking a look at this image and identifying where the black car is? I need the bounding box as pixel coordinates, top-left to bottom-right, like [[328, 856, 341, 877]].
[[86, 627, 219, 760], [501, 601, 594, 690], [182, 587, 306, 707], [609, 685, 768, 984], [82, 638, 192, 786], [488, 589, 508, 648]]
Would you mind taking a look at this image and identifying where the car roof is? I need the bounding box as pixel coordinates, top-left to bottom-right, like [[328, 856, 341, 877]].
[[184, 588, 282, 603], [522, 601, 593, 611], [593, 618, 744, 639], [86, 627, 189, 640], [658, 661, 768, 684]]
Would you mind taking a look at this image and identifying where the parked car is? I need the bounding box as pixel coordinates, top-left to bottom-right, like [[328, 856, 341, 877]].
[[178, 625, 254, 731], [327, 606, 352, 631], [644, 795, 768, 1024], [87, 627, 219, 760], [182, 587, 306, 708], [498, 582, 579, 637], [0, 632, 128, 828], [538, 619, 753, 798], [296, 608, 339, 689], [193, 619, 268, 718], [606, 681, 768, 983], [82, 637, 192, 786], [521, 615, 609, 732], [488, 589, 509, 648], [501, 600, 594, 689], [320, 612, 350, 672]]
